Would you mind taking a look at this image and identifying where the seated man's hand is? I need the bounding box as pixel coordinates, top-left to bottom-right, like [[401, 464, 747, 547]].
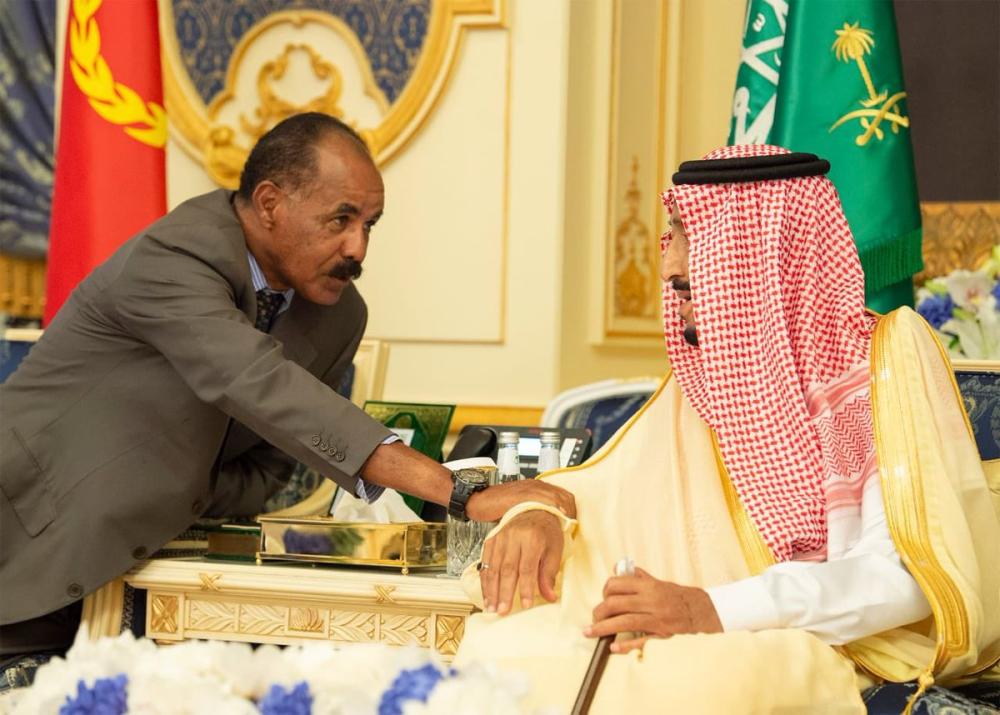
[[478, 511, 565, 615], [466, 479, 576, 522], [585, 567, 722, 653]]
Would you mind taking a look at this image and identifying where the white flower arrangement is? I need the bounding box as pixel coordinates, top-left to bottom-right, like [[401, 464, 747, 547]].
[[8, 629, 532, 715], [916, 245, 1000, 360]]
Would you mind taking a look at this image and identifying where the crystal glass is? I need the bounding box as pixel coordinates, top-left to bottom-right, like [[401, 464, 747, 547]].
[[446, 466, 498, 577]]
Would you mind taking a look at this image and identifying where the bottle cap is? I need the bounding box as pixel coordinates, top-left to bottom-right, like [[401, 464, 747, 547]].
[[539, 431, 561, 445], [498, 431, 520, 444]]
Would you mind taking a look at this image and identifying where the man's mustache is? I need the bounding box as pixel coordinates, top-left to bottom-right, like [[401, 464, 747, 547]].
[[669, 278, 691, 293], [329, 258, 363, 281]]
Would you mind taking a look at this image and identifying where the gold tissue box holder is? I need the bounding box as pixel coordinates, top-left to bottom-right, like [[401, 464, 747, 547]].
[[256, 516, 447, 574]]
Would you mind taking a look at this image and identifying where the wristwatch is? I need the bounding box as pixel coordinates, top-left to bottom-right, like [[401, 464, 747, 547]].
[[448, 468, 490, 522]]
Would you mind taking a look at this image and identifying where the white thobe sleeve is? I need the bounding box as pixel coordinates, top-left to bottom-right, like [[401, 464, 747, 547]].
[[705, 482, 931, 645]]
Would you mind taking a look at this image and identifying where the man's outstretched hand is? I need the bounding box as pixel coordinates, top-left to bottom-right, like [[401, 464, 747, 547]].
[[478, 510, 565, 616], [584, 567, 722, 653], [466, 479, 576, 522]]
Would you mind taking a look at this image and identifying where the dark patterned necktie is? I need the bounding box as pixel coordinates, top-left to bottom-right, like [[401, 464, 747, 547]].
[[255, 290, 284, 332]]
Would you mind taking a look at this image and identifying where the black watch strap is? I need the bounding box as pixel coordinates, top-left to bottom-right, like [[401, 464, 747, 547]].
[[448, 469, 489, 521]]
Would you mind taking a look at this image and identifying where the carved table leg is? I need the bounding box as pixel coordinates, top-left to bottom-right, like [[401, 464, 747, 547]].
[[79, 578, 125, 639]]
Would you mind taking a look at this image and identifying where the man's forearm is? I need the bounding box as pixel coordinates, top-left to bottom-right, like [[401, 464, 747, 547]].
[[359, 442, 453, 506], [359, 442, 576, 523]]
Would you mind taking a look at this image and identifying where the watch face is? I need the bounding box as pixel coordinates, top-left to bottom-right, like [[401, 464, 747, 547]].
[[453, 467, 491, 486]]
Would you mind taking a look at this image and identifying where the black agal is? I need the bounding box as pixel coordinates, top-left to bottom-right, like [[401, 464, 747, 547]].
[[672, 152, 831, 185]]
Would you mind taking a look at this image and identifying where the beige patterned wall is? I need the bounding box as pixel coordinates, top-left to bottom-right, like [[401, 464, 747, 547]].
[[163, 0, 568, 408]]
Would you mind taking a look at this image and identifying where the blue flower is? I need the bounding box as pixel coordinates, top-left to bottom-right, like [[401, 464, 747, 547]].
[[259, 681, 313, 715], [59, 674, 128, 715], [378, 664, 447, 715], [991, 279, 1000, 304], [917, 293, 955, 329]]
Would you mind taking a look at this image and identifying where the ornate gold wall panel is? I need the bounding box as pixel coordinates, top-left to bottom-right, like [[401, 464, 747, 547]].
[[917, 202, 1000, 283], [612, 158, 660, 321], [160, 1, 505, 187], [602, 0, 671, 340]]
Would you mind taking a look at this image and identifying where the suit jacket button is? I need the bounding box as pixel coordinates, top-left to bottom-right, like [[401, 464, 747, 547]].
[[327, 447, 337, 456], [334, 452, 346, 463], [320, 442, 329, 451], [132, 546, 148, 560], [311, 435, 321, 446], [191, 499, 206, 515], [67, 583, 84, 599]]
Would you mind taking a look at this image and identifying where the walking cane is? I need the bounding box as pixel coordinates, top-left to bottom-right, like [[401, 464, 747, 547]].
[[571, 558, 635, 715]]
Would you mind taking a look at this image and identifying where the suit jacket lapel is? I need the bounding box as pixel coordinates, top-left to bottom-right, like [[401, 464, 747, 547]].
[[271, 297, 319, 369]]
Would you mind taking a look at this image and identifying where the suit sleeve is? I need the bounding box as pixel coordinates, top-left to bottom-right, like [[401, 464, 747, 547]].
[[108, 232, 392, 493], [207, 297, 372, 516]]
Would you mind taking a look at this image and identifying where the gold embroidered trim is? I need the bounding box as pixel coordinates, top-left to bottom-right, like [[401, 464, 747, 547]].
[[871, 311, 970, 673]]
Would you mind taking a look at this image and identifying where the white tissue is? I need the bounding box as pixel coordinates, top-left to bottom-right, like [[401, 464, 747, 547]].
[[330, 488, 421, 523]]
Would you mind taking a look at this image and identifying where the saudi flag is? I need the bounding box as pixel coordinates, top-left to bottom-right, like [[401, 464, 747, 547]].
[[728, 0, 922, 312]]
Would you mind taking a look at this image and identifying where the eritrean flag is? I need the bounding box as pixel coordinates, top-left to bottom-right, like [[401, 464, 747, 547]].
[[45, 0, 166, 324]]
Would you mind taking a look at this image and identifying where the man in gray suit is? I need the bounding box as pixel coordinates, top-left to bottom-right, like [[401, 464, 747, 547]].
[[0, 113, 572, 669]]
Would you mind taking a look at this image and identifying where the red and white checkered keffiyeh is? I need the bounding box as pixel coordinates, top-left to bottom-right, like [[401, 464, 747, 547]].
[[661, 144, 878, 562]]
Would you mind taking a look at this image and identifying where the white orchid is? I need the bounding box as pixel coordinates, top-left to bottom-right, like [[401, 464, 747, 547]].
[[917, 247, 1000, 360], [939, 296, 1000, 360], [943, 269, 995, 312]]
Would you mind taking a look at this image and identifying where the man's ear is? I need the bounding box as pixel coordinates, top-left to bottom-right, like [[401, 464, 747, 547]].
[[251, 181, 282, 229]]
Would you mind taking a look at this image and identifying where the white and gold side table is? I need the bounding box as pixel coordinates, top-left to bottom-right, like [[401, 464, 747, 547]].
[[82, 558, 475, 658]]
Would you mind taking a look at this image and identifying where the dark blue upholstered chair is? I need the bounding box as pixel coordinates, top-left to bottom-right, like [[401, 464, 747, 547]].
[[953, 360, 1000, 461], [0, 328, 42, 383], [541, 377, 660, 457]]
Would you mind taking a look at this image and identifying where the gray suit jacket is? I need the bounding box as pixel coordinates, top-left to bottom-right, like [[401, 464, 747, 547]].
[[0, 190, 391, 624]]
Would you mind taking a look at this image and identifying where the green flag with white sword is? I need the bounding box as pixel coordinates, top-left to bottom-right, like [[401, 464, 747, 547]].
[[728, 0, 922, 312]]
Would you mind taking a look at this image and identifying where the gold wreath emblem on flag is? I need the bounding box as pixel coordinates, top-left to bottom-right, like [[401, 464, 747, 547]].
[[829, 22, 909, 147], [68, 0, 166, 148]]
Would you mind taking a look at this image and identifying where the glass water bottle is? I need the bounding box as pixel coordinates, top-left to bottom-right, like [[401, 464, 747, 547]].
[[496, 431, 522, 483], [536, 431, 562, 474]]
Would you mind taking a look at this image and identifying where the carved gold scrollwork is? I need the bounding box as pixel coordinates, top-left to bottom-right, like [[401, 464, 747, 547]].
[[374, 585, 397, 604], [918, 202, 1000, 283], [240, 44, 344, 141], [434, 614, 466, 656], [160, 3, 505, 184], [203, 43, 347, 188], [199, 572, 222, 591], [188, 599, 238, 632], [150, 595, 179, 634], [289, 607, 325, 633], [613, 157, 659, 319], [380, 614, 428, 646], [328, 610, 377, 642], [0, 254, 45, 319], [239, 604, 286, 636]]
